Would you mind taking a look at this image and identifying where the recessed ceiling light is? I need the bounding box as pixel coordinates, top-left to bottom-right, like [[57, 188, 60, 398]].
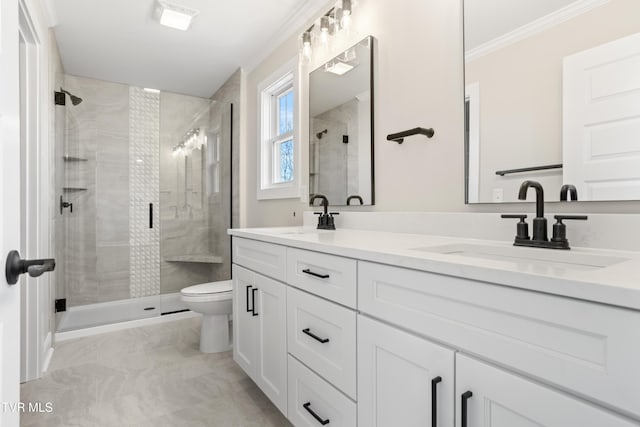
[[156, 1, 199, 31], [325, 61, 354, 76], [144, 88, 161, 93]]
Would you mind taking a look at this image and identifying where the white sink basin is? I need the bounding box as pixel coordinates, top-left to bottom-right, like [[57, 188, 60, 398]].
[[412, 243, 628, 271]]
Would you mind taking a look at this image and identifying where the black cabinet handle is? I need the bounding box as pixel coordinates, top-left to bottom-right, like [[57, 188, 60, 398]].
[[302, 328, 330, 344], [251, 288, 258, 316], [461, 391, 473, 427], [149, 203, 153, 229], [302, 269, 330, 279], [303, 402, 330, 425], [245, 285, 252, 313], [431, 376, 442, 427]]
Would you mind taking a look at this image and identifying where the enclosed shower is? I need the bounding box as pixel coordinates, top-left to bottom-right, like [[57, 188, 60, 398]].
[[53, 75, 233, 332]]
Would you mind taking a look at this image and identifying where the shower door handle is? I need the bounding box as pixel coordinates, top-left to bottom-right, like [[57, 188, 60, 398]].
[[5, 250, 56, 285]]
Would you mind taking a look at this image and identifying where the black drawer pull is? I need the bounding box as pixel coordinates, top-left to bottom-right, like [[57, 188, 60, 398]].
[[302, 328, 330, 344], [245, 285, 252, 313], [303, 402, 330, 425], [302, 269, 330, 279], [431, 376, 442, 427], [149, 203, 153, 229], [461, 391, 473, 427], [251, 288, 258, 316]]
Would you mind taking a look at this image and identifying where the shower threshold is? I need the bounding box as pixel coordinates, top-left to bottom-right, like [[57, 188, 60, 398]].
[[56, 293, 189, 333]]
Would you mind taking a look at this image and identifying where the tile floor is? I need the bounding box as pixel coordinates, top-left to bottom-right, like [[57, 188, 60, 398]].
[[20, 317, 291, 427]]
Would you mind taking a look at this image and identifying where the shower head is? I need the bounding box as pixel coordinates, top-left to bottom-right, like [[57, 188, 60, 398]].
[[316, 129, 328, 139], [60, 88, 83, 105]]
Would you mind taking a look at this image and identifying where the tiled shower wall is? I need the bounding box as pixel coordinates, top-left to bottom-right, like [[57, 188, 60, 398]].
[[60, 75, 231, 308], [63, 75, 131, 306], [129, 87, 160, 298]]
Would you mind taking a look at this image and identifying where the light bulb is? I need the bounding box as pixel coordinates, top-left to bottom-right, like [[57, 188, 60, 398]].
[[302, 32, 313, 61], [320, 16, 330, 46], [340, 11, 351, 31]]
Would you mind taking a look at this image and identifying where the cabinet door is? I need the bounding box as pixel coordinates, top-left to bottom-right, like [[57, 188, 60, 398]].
[[232, 264, 257, 379], [358, 315, 455, 427], [255, 273, 288, 416], [456, 354, 638, 427]]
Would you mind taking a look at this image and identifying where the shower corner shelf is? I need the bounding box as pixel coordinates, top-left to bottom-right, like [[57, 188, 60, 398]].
[[164, 254, 224, 264], [63, 156, 89, 162], [63, 187, 88, 192]]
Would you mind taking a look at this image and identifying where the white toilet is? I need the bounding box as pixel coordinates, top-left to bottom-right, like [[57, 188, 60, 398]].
[[180, 280, 233, 353]]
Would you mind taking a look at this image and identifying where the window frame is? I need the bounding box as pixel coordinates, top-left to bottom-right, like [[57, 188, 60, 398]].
[[257, 56, 300, 200]]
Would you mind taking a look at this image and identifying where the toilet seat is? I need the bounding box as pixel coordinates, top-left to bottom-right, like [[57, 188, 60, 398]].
[[180, 280, 232, 303]]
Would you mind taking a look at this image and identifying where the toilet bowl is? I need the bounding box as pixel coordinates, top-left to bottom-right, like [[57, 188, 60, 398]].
[[180, 280, 233, 353]]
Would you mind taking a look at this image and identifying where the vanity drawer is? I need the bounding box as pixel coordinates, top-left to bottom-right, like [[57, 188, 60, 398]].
[[287, 286, 357, 399], [232, 237, 286, 282], [286, 247, 357, 307], [288, 355, 357, 427], [359, 261, 640, 419]]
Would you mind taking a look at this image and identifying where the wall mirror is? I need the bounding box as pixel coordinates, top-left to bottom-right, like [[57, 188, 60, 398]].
[[464, 0, 640, 204], [309, 35, 374, 206]]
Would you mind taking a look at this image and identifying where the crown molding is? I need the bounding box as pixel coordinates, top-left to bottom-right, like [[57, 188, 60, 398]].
[[465, 0, 610, 63], [242, 0, 331, 73]]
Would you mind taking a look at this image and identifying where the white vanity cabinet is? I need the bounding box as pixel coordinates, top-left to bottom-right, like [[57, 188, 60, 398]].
[[232, 264, 287, 415], [455, 354, 638, 427], [358, 315, 455, 427], [230, 234, 640, 427]]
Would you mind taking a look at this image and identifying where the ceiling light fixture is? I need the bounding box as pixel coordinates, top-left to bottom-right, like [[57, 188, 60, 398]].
[[156, 0, 199, 31], [144, 87, 161, 94]]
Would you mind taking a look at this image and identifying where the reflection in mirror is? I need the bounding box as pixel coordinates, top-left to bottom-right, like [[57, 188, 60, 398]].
[[309, 36, 374, 206], [464, 0, 640, 204]]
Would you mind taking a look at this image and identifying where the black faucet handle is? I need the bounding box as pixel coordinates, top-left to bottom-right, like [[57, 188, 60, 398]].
[[554, 215, 588, 222], [501, 214, 530, 241], [501, 214, 527, 220]]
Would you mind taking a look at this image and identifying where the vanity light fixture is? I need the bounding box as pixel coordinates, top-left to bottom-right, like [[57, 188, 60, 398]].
[[156, 0, 199, 31], [143, 87, 160, 94], [340, 0, 352, 31], [325, 61, 354, 75], [172, 127, 207, 156], [299, 0, 356, 63], [320, 16, 331, 45], [302, 31, 313, 62]]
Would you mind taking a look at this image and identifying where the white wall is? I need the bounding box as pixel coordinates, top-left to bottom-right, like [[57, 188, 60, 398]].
[[241, 0, 640, 228]]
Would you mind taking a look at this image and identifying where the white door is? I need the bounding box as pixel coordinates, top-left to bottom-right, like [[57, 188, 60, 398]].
[[1, 0, 23, 424], [232, 265, 257, 378], [563, 32, 640, 201], [254, 273, 287, 416], [456, 354, 638, 427], [358, 315, 455, 427]]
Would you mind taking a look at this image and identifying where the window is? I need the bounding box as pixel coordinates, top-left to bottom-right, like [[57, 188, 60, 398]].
[[258, 57, 299, 200]]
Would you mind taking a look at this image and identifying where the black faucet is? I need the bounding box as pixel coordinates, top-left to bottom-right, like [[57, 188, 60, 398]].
[[502, 180, 587, 249], [560, 184, 578, 201], [518, 180, 547, 241], [310, 194, 339, 230], [346, 195, 363, 206]]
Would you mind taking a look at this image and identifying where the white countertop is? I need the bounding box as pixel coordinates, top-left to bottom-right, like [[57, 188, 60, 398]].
[[229, 226, 640, 311]]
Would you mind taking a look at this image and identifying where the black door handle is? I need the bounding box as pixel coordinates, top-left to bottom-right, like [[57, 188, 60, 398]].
[[302, 328, 330, 344], [60, 196, 73, 214], [303, 402, 330, 425], [245, 285, 253, 313], [251, 288, 258, 316], [431, 376, 442, 427], [461, 391, 473, 427], [302, 269, 330, 279], [5, 251, 56, 285]]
